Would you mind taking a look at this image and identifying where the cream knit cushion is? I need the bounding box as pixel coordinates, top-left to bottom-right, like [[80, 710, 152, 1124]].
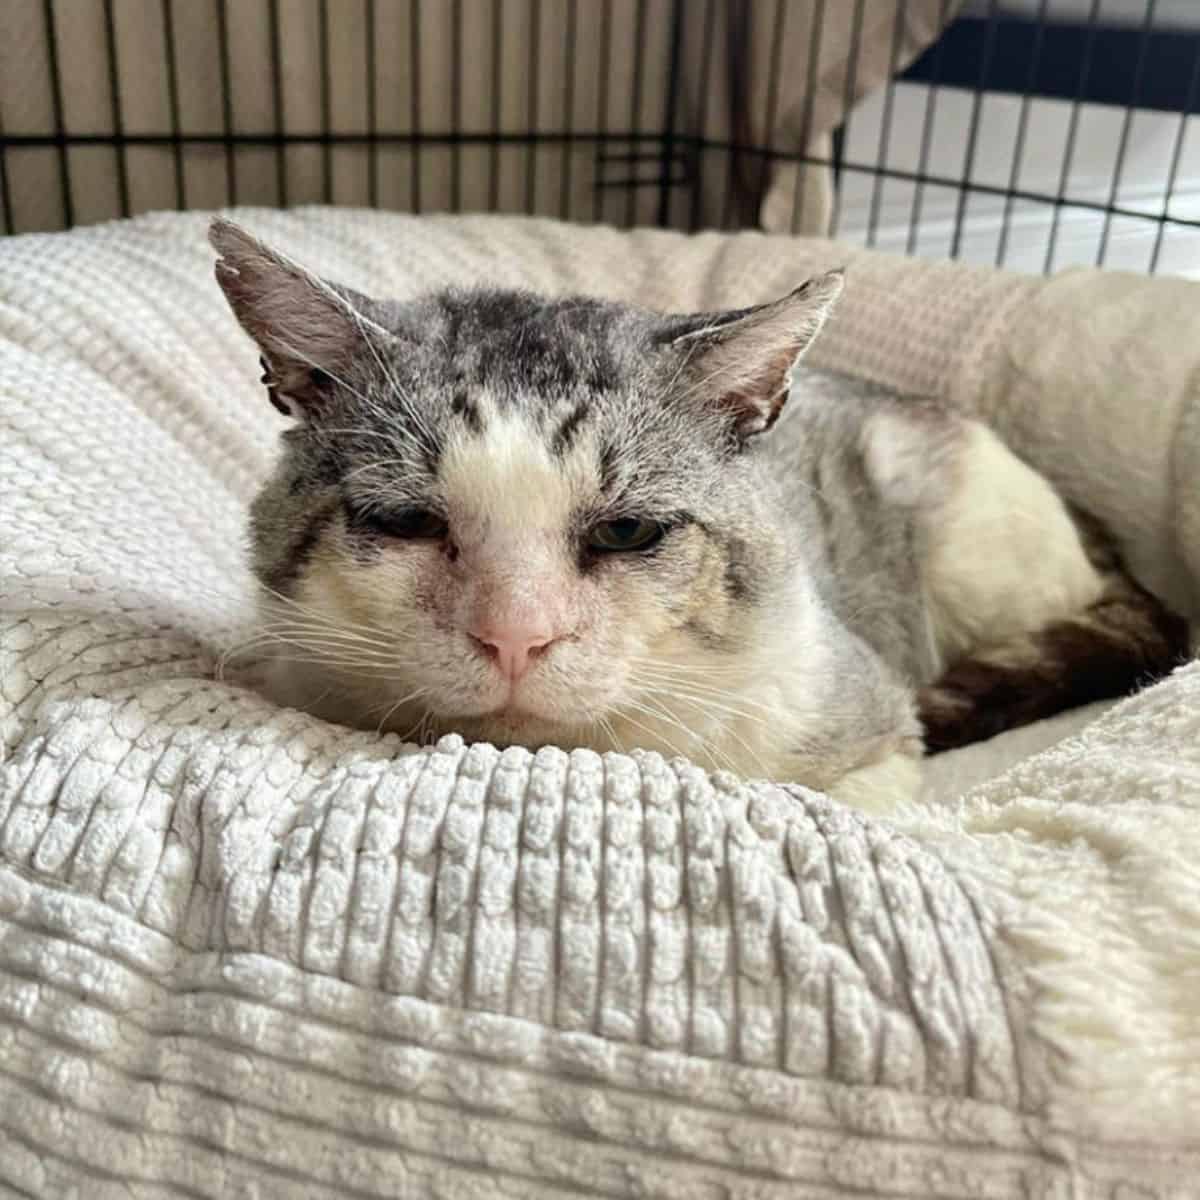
[[2, 208, 1198, 1198]]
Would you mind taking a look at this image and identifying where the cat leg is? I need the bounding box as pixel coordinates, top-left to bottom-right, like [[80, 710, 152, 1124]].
[[922, 421, 1109, 663], [916, 420, 1187, 749], [918, 569, 1189, 753]]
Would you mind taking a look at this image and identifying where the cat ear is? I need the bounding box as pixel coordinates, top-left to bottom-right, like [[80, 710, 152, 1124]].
[[210, 217, 389, 419], [666, 269, 844, 439]]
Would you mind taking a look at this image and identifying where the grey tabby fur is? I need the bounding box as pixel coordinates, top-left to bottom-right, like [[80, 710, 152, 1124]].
[[213, 219, 1182, 811]]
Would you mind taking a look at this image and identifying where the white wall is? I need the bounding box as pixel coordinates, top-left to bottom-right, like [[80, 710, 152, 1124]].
[[833, 81, 1200, 276]]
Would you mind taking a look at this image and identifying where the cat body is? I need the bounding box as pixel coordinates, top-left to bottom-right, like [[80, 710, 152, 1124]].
[[212, 220, 1184, 813]]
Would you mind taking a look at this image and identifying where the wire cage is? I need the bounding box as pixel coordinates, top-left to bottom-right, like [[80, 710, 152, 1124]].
[[1, 0, 1197, 277]]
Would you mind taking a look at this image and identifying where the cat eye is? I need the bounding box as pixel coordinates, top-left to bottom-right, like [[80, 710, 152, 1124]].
[[354, 505, 448, 540], [587, 517, 665, 553]]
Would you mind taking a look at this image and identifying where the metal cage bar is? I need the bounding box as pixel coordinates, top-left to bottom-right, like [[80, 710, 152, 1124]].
[[0, 0, 1196, 277]]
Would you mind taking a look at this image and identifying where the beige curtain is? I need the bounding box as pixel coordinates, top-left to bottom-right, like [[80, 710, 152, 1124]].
[[761, 1, 966, 234], [676, 0, 963, 235], [0, 0, 959, 236]]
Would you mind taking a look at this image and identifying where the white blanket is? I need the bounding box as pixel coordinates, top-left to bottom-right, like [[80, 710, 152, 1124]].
[[2, 208, 1198, 1198]]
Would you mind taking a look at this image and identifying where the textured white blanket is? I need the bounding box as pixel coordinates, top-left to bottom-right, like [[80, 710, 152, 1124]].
[[2, 208, 1199, 1198]]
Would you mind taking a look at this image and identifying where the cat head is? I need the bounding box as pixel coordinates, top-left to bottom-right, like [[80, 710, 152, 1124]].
[[212, 218, 842, 754]]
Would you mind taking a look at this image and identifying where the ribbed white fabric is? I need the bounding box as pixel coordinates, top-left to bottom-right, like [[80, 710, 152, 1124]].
[[2, 208, 1198, 1198]]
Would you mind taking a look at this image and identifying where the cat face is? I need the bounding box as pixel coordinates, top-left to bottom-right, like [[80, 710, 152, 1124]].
[[212, 220, 841, 757]]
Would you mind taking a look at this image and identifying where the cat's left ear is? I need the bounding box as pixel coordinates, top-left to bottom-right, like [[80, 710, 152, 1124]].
[[664, 269, 844, 439]]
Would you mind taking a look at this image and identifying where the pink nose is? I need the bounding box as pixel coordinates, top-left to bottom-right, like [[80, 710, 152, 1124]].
[[470, 623, 558, 683]]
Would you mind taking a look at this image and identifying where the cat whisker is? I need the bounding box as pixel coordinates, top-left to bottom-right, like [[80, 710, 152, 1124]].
[[629, 653, 734, 667], [315, 425, 396, 440], [609, 702, 696, 768], [596, 714, 623, 756], [257, 586, 392, 640], [220, 625, 404, 671], [256, 601, 425, 651], [633, 695, 744, 776], [631, 661, 877, 722], [361, 685, 426, 716], [368, 686, 431, 735], [633, 684, 775, 731], [223, 646, 402, 678], [344, 307, 441, 449], [395, 709, 435, 746], [644, 689, 773, 779], [652, 335, 706, 407], [614, 692, 743, 776], [247, 632, 393, 659], [627, 663, 752, 692], [341, 456, 424, 486], [235, 620, 403, 656], [250, 618, 398, 647], [627, 668, 777, 718], [626, 655, 748, 679]]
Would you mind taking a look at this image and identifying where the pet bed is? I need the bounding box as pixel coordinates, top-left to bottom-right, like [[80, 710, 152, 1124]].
[[1, 208, 1198, 1198]]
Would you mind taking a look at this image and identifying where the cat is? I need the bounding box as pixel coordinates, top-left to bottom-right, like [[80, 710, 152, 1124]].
[[211, 219, 1187, 813]]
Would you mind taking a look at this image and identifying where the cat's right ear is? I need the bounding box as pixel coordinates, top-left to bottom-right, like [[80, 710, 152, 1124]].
[[210, 218, 388, 419]]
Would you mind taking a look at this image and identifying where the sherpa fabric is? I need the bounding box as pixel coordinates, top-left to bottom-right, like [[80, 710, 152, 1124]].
[[1, 208, 1199, 1199]]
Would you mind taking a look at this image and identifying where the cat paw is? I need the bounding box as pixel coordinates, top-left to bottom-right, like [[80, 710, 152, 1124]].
[[827, 750, 923, 816]]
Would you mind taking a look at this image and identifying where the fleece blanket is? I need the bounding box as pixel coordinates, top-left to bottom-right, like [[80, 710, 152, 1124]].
[[1, 208, 1199, 1199]]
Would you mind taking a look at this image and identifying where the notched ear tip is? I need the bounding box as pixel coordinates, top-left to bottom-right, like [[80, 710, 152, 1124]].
[[208, 216, 258, 258], [794, 267, 846, 305], [212, 258, 239, 290], [209, 220, 301, 316], [209, 220, 286, 299], [209, 220, 262, 297]]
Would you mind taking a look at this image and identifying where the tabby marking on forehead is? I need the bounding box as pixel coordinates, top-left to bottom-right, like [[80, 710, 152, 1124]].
[[439, 393, 598, 532]]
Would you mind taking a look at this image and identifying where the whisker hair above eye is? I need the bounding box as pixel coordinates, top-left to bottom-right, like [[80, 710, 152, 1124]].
[[263, 329, 439, 469], [342, 306, 441, 450], [341, 456, 424, 486], [653, 334, 706, 407]]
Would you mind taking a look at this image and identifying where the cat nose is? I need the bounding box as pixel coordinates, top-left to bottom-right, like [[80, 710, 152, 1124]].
[[469, 622, 559, 683]]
